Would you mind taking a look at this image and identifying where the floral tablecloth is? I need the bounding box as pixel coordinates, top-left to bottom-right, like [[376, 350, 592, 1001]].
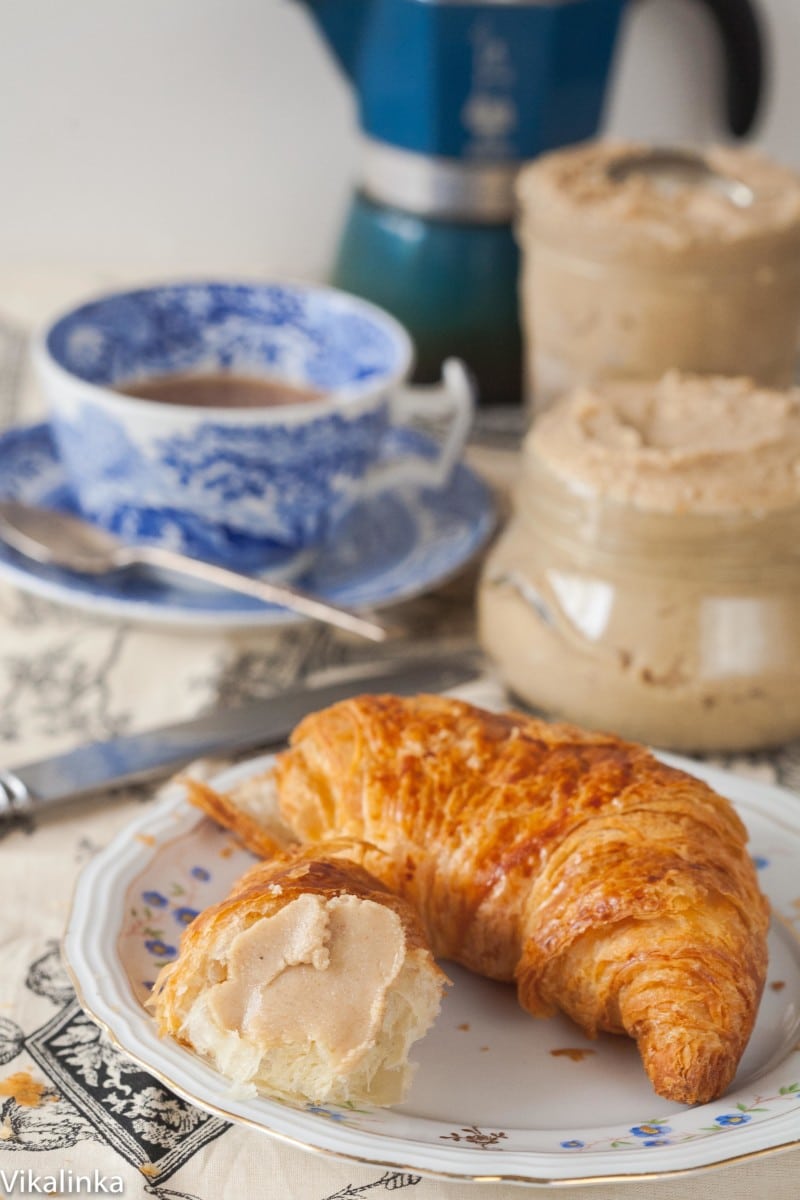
[[0, 302, 799, 1199]]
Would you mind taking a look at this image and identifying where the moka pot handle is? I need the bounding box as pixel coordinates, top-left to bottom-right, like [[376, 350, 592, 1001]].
[[686, 0, 765, 137]]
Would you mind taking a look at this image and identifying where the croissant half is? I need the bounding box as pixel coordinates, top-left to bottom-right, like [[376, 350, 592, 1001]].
[[149, 845, 447, 1106], [267, 695, 769, 1105]]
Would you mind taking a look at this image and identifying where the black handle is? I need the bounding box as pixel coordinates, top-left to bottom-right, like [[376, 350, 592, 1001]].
[[691, 0, 766, 137]]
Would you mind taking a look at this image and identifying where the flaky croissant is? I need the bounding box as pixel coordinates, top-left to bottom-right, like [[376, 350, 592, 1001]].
[[149, 844, 447, 1106], [188, 694, 770, 1105]]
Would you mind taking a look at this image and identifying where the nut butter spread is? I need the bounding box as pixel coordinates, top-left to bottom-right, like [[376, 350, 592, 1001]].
[[519, 141, 800, 260], [532, 372, 800, 513], [209, 893, 406, 1069], [516, 140, 800, 409], [479, 374, 800, 753]]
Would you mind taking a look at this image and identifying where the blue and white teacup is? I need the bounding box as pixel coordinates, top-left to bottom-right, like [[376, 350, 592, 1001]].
[[34, 281, 474, 574]]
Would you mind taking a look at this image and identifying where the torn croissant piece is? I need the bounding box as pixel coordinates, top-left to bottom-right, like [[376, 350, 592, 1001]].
[[185, 773, 298, 860], [267, 694, 770, 1105], [148, 844, 447, 1107]]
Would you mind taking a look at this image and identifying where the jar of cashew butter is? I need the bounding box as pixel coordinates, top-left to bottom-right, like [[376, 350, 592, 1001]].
[[478, 373, 800, 753], [517, 141, 800, 412]]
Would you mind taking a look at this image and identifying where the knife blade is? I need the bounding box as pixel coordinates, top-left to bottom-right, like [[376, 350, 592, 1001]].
[[0, 653, 482, 819]]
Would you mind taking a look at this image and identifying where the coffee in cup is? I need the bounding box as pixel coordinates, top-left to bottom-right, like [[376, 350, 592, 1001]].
[[35, 281, 474, 575]]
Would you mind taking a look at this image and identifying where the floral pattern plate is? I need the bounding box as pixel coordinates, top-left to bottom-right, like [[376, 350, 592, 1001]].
[[0, 423, 495, 629], [64, 751, 800, 1185]]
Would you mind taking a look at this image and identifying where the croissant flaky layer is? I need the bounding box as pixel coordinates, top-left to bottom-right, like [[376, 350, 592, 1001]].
[[149, 845, 447, 1106], [266, 695, 769, 1105]]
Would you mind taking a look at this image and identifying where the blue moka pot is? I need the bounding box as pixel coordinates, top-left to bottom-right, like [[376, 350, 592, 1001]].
[[297, 0, 763, 407]]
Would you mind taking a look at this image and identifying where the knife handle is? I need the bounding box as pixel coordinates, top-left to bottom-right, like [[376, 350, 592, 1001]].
[[0, 771, 34, 818]]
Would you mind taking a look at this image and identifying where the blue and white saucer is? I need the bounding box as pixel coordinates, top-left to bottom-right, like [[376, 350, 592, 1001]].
[[0, 423, 497, 630]]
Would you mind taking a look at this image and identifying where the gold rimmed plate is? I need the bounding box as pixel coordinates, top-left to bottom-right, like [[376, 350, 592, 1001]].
[[63, 752, 800, 1185]]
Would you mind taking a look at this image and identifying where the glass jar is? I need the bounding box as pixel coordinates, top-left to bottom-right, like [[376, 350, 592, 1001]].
[[478, 442, 800, 754], [516, 141, 800, 413]]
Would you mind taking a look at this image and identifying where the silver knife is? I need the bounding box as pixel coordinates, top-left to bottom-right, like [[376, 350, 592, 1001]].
[[0, 654, 482, 820]]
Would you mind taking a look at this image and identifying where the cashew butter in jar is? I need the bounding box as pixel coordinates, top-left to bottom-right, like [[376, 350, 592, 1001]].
[[517, 141, 800, 412], [478, 373, 800, 753]]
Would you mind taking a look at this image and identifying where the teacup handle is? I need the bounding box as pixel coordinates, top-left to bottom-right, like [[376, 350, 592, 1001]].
[[364, 358, 475, 495]]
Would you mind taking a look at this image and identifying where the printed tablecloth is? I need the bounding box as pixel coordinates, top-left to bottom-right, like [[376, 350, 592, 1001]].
[[0, 299, 799, 1199]]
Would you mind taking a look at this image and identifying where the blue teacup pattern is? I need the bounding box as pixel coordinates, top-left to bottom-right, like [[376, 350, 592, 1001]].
[[46, 283, 404, 391], [50, 401, 388, 568], [39, 282, 412, 571]]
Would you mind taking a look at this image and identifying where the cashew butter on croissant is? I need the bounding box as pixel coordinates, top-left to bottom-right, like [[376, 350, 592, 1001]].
[[479, 372, 800, 752], [150, 848, 447, 1106]]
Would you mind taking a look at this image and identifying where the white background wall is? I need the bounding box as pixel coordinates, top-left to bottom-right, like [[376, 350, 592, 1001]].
[[0, 0, 799, 312]]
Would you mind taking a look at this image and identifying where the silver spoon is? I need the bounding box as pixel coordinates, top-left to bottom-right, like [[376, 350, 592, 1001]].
[[0, 499, 400, 643], [606, 147, 755, 209]]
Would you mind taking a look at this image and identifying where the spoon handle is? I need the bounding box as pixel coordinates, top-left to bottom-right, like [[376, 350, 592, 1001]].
[[132, 544, 399, 643]]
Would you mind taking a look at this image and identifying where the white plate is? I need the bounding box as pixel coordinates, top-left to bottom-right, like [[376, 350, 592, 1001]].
[[64, 752, 800, 1185], [0, 423, 495, 629]]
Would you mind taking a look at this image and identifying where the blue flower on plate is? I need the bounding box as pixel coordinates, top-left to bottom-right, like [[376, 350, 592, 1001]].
[[751, 855, 769, 870], [305, 1104, 348, 1122], [715, 1113, 752, 1127], [630, 1123, 672, 1138], [191, 866, 211, 881], [142, 890, 168, 908], [642, 1138, 673, 1147], [173, 906, 200, 926], [560, 1139, 585, 1149], [145, 938, 176, 958]]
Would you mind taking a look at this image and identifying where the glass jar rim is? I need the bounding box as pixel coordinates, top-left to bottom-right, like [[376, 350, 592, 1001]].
[[515, 457, 800, 580]]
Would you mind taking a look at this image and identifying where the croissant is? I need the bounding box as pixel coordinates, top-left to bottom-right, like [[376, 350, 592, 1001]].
[[255, 694, 767, 1106], [149, 844, 447, 1106]]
